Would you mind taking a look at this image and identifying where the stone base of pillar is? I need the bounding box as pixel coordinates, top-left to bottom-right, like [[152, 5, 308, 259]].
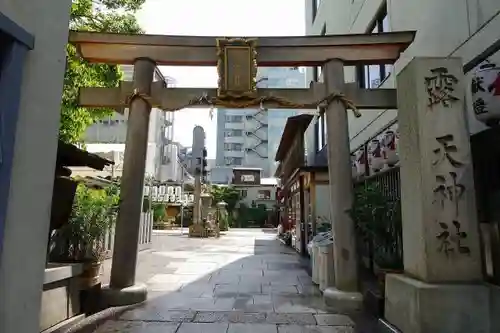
[[188, 224, 209, 238], [323, 287, 363, 313], [385, 274, 491, 333], [100, 283, 147, 307]]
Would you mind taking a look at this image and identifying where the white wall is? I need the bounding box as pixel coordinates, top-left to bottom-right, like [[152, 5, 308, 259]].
[[305, 0, 500, 148], [0, 1, 72, 332], [238, 185, 276, 210], [315, 184, 331, 222]]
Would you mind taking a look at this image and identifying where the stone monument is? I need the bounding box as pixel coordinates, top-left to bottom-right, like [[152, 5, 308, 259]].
[[385, 57, 489, 333]]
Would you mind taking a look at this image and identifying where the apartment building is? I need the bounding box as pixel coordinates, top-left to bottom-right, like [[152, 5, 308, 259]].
[[216, 67, 306, 177], [84, 65, 181, 181], [305, 0, 500, 158]]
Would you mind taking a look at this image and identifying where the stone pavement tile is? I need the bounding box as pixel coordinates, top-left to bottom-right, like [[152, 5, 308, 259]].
[[147, 274, 181, 284], [120, 307, 196, 322], [314, 314, 355, 326], [264, 270, 309, 278], [274, 302, 318, 314], [237, 270, 265, 277], [261, 275, 301, 285], [177, 322, 229, 333], [214, 283, 262, 296], [193, 311, 268, 324], [210, 275, 240, 284], [228, 323, 278, 333], [193, 311, 229, 323], [253, 295, 273, 304], [227, 311, 267, 323], [152, 296, 216, 311], [267, 263, 304, 271], [277, 325, 355, 333], [147, 283, 182, 292], [263, 285, 299, 295], [230, 296, 253, 310], [212, 298, 237, 311], [241, 262, 267, 269], [266, 313, 317, 325], [95, 320, 179, 333], [179, 283, 215, 297], [175, 263, 219, 274]]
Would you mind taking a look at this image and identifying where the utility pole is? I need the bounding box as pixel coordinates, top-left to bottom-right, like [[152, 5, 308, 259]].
[[179, 165, 185, 235], [191, 126, 206, 225]]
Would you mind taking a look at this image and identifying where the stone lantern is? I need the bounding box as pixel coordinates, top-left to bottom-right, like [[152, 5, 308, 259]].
[[200, 192, 212, 220], [216, 201, 229, 231]]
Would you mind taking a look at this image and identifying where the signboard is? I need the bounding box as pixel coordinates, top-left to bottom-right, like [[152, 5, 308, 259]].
[[232, 168, 261, 185], [144, 185, 194, 204], [216, 38, 258, 99]]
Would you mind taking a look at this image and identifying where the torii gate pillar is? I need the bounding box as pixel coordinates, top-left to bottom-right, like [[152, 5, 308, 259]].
[[102, 58, 156, 306], [322, 59, 363, 312]]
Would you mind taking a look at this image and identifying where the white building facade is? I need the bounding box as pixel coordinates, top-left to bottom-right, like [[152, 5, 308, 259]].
[[216, 67, 306, 177], [84, 65, 181, 181], [305, 0, 500, 158]]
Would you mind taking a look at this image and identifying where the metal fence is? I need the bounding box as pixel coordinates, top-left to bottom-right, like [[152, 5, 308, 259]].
[[353, 166, 402, 275], [103, 212, 153, 259]]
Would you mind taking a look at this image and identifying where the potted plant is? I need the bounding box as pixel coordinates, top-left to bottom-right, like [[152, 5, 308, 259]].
[[50, 183, 119, 288]]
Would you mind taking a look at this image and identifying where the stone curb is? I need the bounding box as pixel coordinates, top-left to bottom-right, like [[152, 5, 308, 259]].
[[61, 303, 144, 333]]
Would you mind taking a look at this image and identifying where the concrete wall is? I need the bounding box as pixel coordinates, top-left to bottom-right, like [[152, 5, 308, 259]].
[[305, 0, 500, 149], [0, 1, 72, 333]]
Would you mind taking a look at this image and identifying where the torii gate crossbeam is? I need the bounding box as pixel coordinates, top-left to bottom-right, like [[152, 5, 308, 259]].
[[69, 30, 415, 66]]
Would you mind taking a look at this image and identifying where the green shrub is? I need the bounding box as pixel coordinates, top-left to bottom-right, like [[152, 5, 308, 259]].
[[50, 183, 119, 262], [152, 202, 166, 222]]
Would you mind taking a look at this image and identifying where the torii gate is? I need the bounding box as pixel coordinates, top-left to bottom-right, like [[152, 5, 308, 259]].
[[69, 30, 415, 309]]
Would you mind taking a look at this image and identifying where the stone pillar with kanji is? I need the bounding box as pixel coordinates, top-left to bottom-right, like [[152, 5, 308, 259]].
[[385, 57, 490, 333]]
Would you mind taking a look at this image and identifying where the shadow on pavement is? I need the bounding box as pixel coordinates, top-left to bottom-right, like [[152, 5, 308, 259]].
[[95, 229, 381, 333]]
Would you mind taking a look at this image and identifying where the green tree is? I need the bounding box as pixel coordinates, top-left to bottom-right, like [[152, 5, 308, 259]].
[[60, 0, 145, 144], [210, 185, 241, 216]]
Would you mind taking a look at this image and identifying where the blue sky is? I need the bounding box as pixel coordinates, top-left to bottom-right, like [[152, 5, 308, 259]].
[[136, 0, 306, 158]]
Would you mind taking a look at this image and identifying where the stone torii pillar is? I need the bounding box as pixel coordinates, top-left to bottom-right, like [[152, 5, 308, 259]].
[[102, 58, 156, 306], [322, 59, 363, 312]]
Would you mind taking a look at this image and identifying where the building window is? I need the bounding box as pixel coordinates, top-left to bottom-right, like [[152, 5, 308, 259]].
[[258, 190, 271, 199], [224, 143, 243, 151], [357, 5, 391, 88], [224, 129, 243, 137], [225, 115, 243, 123], [315, 109, 327, 152], [224, 157, 243, 165]]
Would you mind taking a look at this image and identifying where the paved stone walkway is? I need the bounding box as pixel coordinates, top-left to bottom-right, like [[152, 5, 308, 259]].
[[96, 229, 356, 333]]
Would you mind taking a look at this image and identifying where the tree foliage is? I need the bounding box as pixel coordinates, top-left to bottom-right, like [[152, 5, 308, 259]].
[[59, 0, 145, 144], [210, 185, 241, 214]]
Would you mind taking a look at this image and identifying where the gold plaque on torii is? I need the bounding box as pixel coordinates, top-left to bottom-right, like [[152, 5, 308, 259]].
[[216, 38, 258, 99]]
